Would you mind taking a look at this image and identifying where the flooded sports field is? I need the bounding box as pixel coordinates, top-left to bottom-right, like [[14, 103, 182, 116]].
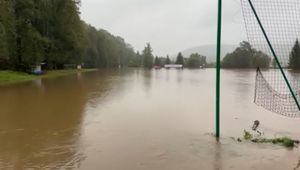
[[0, 69, 300, 170]]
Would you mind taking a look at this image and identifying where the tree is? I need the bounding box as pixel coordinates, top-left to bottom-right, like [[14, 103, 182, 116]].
[[142, 43, 154, 68], [165, 55, 171, 64], [176, 52, 184, 65], [252, 51, 271, 68], [186, 53, 203, 68], [0, 0, 16, 69], [45, 0, 84, 68], [128, 51, 141, 67], [186, 53, 206, 68], [136, 51, 142, 67], [289, 39, 300, 69], [222, 41, 270, 68], [200, 55, 207, 66], [14, 0, 47, 70], [82, 24, 137, 68], [187, 53, 200, 68], [0, 22, 8, 61], [154, 56, 161, 66], [0, 0, 137, 71]]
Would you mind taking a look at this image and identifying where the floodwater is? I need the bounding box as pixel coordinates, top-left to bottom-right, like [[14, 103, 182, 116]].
[[0, 69, 300, 170]]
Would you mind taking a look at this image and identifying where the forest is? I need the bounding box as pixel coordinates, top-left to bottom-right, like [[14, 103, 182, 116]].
[[0, 0, 138, 71], [222, 40, 300, 69]]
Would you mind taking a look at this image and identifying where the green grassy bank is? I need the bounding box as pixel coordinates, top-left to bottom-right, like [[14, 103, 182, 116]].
[[0, 69, 97, 86]]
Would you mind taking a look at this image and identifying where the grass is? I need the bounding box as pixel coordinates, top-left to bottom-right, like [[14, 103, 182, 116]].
[[251, 137, 297, 147], [0, 68, 97, 85], [243, 130, 253, 140], [243, 130, 299, 148], [0, 71, 37, 85]]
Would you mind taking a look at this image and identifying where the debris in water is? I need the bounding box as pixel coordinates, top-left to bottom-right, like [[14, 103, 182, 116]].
[[252, 120, 260, 131]]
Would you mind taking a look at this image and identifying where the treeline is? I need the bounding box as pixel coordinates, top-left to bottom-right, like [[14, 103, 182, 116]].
[[83, 24, 136, 68], [222, 40, 300, 69], [150, 51, 207, 68], [0, 0, 137, 71], [222, 41, 271, 68], [126, 43, 207, 69]]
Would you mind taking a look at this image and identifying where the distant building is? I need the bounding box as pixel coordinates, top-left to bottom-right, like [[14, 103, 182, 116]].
[[31, 64, 43, 75], [164, 64, 183, 69]]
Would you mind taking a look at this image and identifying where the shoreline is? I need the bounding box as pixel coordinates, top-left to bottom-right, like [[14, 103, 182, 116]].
[[0, 69, 97, 86]]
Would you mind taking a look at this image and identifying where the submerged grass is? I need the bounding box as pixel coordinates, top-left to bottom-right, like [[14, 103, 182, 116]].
[[243, 130, 253, 140], [42, 69, 97, 78], [251, 137, 298, 147], [243, 130, 299, 148], [0, 69, 97, 85]]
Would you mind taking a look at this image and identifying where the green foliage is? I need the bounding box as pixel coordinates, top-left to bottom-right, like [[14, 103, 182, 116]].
[[252, 51, 271, 68], [0, 71, 36, 85], [252, 137, 296, 147], [175, 52, 184, 65], [82, 24, 137, 68], [243, 131, 298, 148], [289, 39, 300, 69], [0, 0, 16, 68], [42, 0, 84, 68], [282, 138, 296, 147], [271, 137, 295, 147], [0, 22, 8, 60], [0, 0, 85, 70], [13, 0, 46, 70], [0, 0, 137, 71], [187, 53, 207, 68], [243, 130, 253, 140], [129, 51, 142, 67], [0, 69, 96, 85], [142, 43, 154, 68], [222, 41, 271, 68]]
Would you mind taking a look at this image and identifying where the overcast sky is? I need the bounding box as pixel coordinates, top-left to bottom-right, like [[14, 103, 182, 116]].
[[80, 0, 247, 56]]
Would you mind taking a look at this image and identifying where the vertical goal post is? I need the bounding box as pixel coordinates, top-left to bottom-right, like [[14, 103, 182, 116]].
[[216, 0, 222, 138]]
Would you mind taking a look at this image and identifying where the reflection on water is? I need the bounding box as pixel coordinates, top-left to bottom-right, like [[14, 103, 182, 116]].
[[214, 140, 222, 170], [0, 70, 120, 169], [0, 69, 300, 170], [1, 73, 90, 169]]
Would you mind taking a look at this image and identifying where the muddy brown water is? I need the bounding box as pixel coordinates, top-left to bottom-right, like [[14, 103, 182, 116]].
[[0, 69, 300, 170]]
